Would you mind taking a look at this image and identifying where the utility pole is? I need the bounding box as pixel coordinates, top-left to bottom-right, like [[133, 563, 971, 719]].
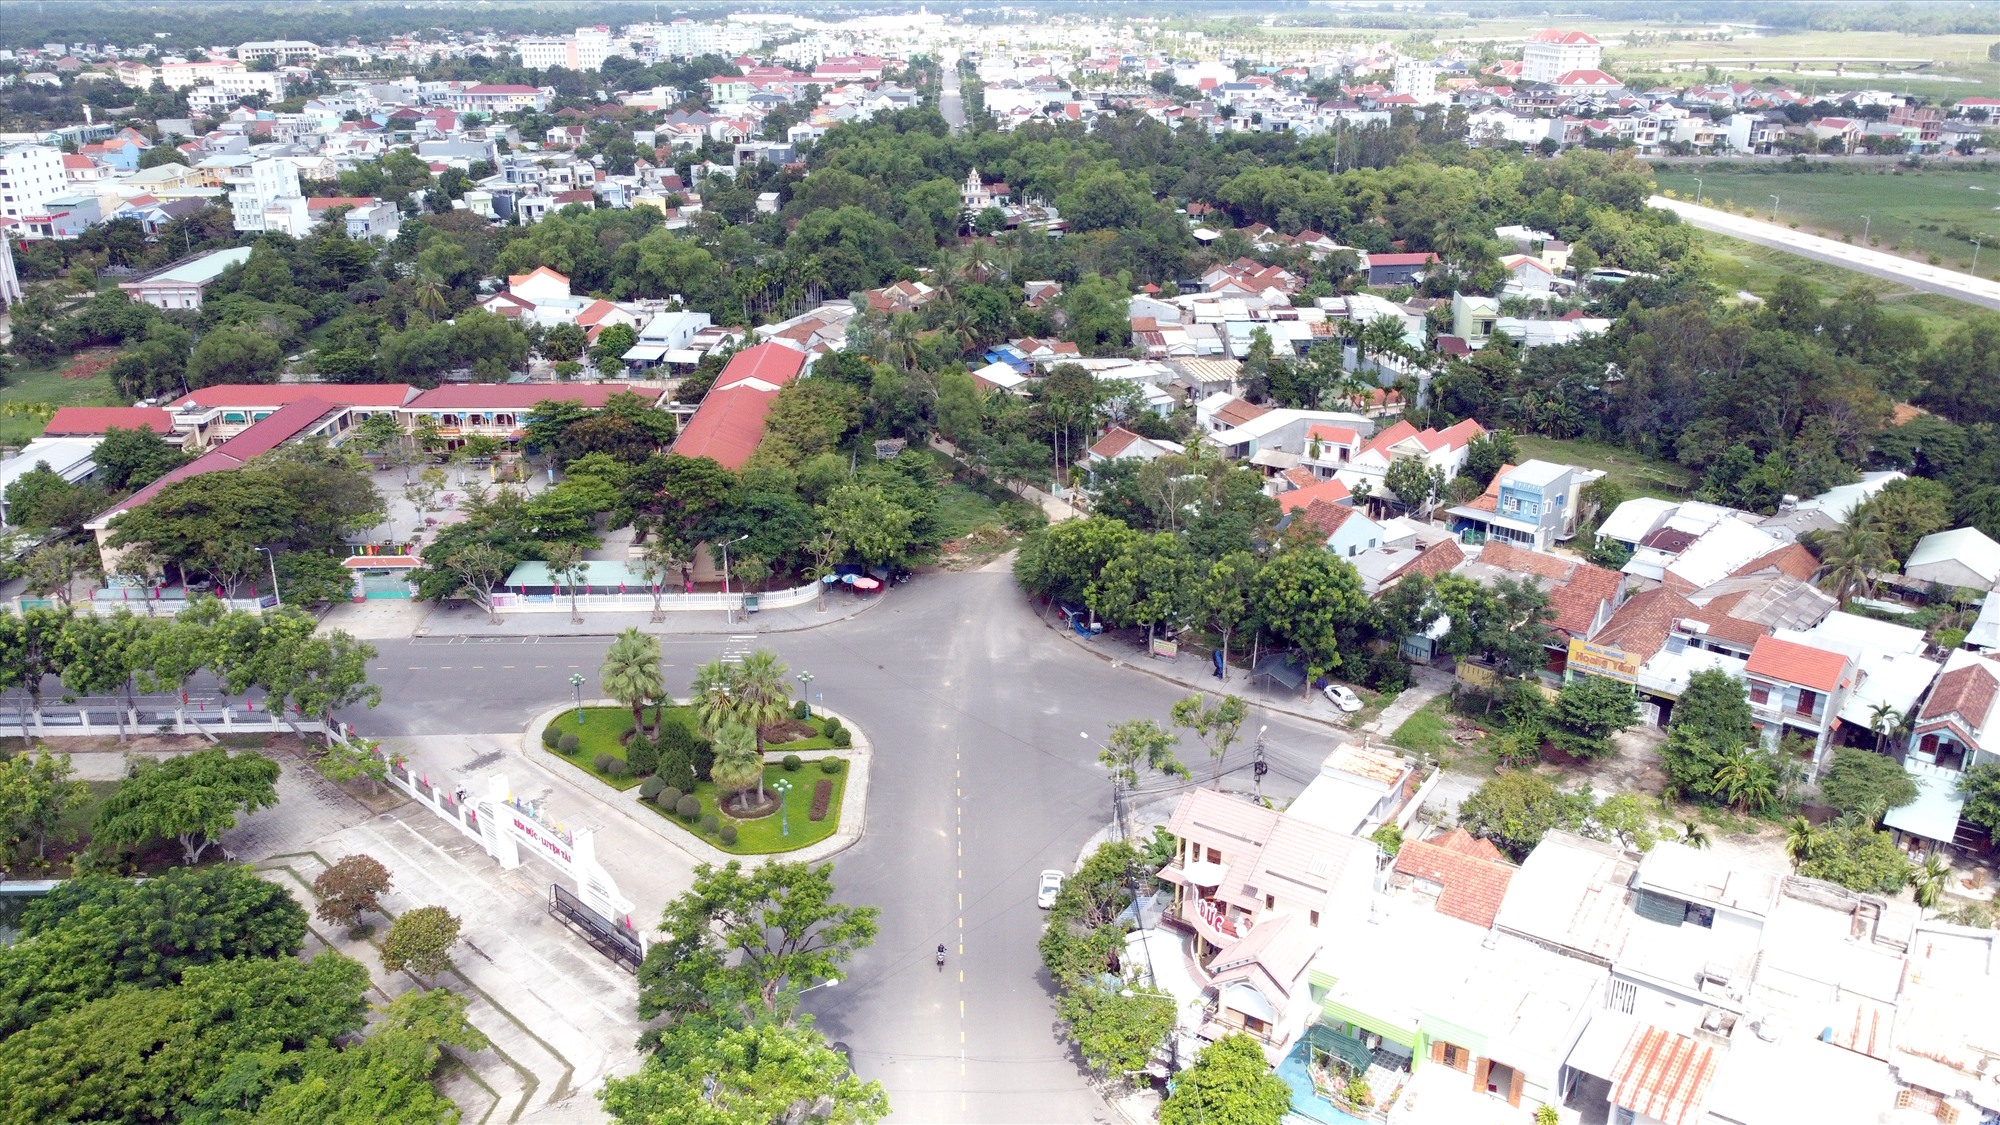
[[1252, 724, 1268, 801]]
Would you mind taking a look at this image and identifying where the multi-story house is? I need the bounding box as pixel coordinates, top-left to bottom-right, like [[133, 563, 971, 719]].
[[0, 143, 65, 228], [1446, 459, 1584, 550], [1889, 650, 2000, 855], [1522, 29, 1602, 86], [223, 155, 302, 233], [1742, 633, 1856, 776], [1333, 418, 1485, 502]]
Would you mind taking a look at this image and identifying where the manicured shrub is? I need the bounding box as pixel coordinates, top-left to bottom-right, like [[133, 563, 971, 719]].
[[693, 736, 715, 781], [654, 714, 699, 791], [782, 753, 803, 772], [656, 786, 682, 809], [626, 734, 660, 776], [640, 776, 666, 801], [594, 752, 616, 773], [822, 715, 844, 735], [676, 794, 700, 819], [831, 727, 852, 749], [541, 725, 562, 749], [792, 699, 810, 720], [557, 733, 579, 754], [820, 758, 843, 775], [718, 824, 739, 846], [699, 812, 719, 835], [604, 759, 628, 778], [809, 779, 834, 821]]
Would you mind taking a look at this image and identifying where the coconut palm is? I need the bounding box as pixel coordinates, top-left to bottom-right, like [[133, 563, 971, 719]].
[[412, 272, 450, 318], [1908, 852, 1950, 917], [1867, 703, 1908, 755], [709, 719, 763, 808], [1715, 747, 1779, 813], [1816, 514, 1893, 602], [1783, 815, 1822, 871], [1678, 820, 1711, 850], [599, 629, 664, 739]]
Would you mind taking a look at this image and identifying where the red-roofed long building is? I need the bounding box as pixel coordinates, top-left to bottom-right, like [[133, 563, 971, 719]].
[[671, 343, 809, 470]]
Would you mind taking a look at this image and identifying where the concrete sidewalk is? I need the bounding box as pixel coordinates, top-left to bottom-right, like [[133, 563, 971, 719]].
[[318, 585, 886, 640], [1030, 603, 1360, 729]]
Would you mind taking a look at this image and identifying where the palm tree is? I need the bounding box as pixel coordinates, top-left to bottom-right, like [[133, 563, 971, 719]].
[[1908, 852, 1950, 918], [1678, 820, 1711, 850], [1715, 747, 1778, 813], [1783, 815, 1822, 871], [709, 719, 763, 810], [1816, 515, 1892, 602], [1359, 316, 1408, 376], [413, 272, 450, 318], [1867, 703, 1907, 755], [886, 312, 923, 371], [599, 629, 664, 739], [732, 649, 794, 756], [689, 659, 738, 737]]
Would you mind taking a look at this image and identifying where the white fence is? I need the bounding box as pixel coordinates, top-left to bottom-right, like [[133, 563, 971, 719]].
[[489, 579, 823, 616], [0, 701, 305, 739]]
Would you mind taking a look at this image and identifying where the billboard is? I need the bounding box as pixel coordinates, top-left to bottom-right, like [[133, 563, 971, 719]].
[[1568, 638, 1639, 684]]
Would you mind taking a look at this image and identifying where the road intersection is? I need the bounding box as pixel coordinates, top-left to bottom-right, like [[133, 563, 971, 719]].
[[348, 565, 1347, 1122]]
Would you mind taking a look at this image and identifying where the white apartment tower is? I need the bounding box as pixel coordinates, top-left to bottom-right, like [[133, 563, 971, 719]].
[[0, 144, 66, 226], [518, 26, 624, 72], [1522, 29, 1603, 86], [226, 156, 302, 233]]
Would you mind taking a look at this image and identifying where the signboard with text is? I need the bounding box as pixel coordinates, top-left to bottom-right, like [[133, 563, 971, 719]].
[[1568, 638, 1640, 684]]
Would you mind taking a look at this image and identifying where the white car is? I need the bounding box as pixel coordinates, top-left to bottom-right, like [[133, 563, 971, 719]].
[[1322, 684, 1363, 713], [1036, 869, 1065, 909]]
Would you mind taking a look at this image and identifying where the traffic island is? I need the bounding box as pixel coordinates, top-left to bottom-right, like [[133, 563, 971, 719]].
[[524, 700, 869, 862]]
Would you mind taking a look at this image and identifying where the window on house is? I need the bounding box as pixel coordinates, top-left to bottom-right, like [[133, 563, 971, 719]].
[[1443, 1044, 1463, 1070], [1265, 894, 1275, 909], [1206, 847, 1220, 864], [1311, 910, 1321, 926], [1796, 690, 1819, 717], [1749, 684, 1769, 705]]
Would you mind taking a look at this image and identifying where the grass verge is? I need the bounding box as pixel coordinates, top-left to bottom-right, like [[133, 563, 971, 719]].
[[640, 761, 848, 854], [1512, 435, 1692, 500], [1387, 696, 1456, 757]]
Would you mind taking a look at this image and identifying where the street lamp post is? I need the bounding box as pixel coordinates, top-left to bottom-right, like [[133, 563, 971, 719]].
[[721, 533, 750, 624], [773, 777, 793, 835], [255, 546, 281, 609], [796, 671, 815, 716], [569, 672, 586, 726], [1860, 215, 1871, 244], [1769, 194, 1780, 221], [1691, 176, 1704, 205], [1973, 239, 1983, 273], [799, 976, 840, 995]]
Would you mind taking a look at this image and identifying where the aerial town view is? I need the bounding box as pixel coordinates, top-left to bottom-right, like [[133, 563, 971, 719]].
[[2, 0, 1999, 1122]]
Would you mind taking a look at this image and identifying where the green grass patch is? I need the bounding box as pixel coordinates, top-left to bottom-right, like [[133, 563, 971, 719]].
[[539, 705, 695, 791], [1656, 163, 2000, 275], [641, 760, 848, 854], [934, 481, 1007, 539], [1685, 228, 1994, 337], [0, 358, 125, 446], [1511, 435, 1692, 500], [766, 715, 839, 752], [1387, 696, 1456, 757]]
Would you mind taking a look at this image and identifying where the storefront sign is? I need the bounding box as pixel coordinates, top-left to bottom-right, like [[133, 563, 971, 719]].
[[1568, 638, 1639, 684]]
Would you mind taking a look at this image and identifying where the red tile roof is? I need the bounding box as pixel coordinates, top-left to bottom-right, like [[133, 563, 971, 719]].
[[1278, 476, 1352, 513], [1610, 1026, 1718, 1125], [170, 384, 417, 409], [105, 397, 338, 518], [1291, 498, 1369, 541], [1368, 252, 1440, 267], [1088, 426, 1142, 459], [1745, 635, 1848, 692], [1388, 538, 1465, 585], [1918, 663, 1998, 733], [1393, 828, 1516, 928], [1592, 587, 1696, 662], [1730, 543, 1819, 582], [43, 406, 174, 435], [671, 343, 808, 470], [407, 383, 646, 410]]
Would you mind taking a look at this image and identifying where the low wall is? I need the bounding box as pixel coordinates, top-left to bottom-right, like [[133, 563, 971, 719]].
[[489, 579, 823, 615]]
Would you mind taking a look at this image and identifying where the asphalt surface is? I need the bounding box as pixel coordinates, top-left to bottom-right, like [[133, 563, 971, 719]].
[[350, 567, 1341, 1122], [941, 63, 966, 133], [1651, 194, 2000, 311]]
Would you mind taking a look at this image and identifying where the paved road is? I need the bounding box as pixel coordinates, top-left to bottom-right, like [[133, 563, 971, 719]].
[[1650, 194, 2000, 311], [350, 568, 1341, 1122], [940, 62, 966, 134]]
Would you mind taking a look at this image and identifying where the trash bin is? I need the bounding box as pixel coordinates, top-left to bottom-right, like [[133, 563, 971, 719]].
[[743, 594, 760, 614]]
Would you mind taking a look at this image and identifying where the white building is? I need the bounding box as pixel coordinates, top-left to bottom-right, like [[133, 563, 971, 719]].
[[518, 26, 625, 72], [1521, 29, 1603, 86], [158, 58, 249, 90], [236, 40, 320, 65], [630, 20, 722, 61], [225, 156, 302, 233], [1392, 59, 1445, 104], [0, 143, 65, 227]]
